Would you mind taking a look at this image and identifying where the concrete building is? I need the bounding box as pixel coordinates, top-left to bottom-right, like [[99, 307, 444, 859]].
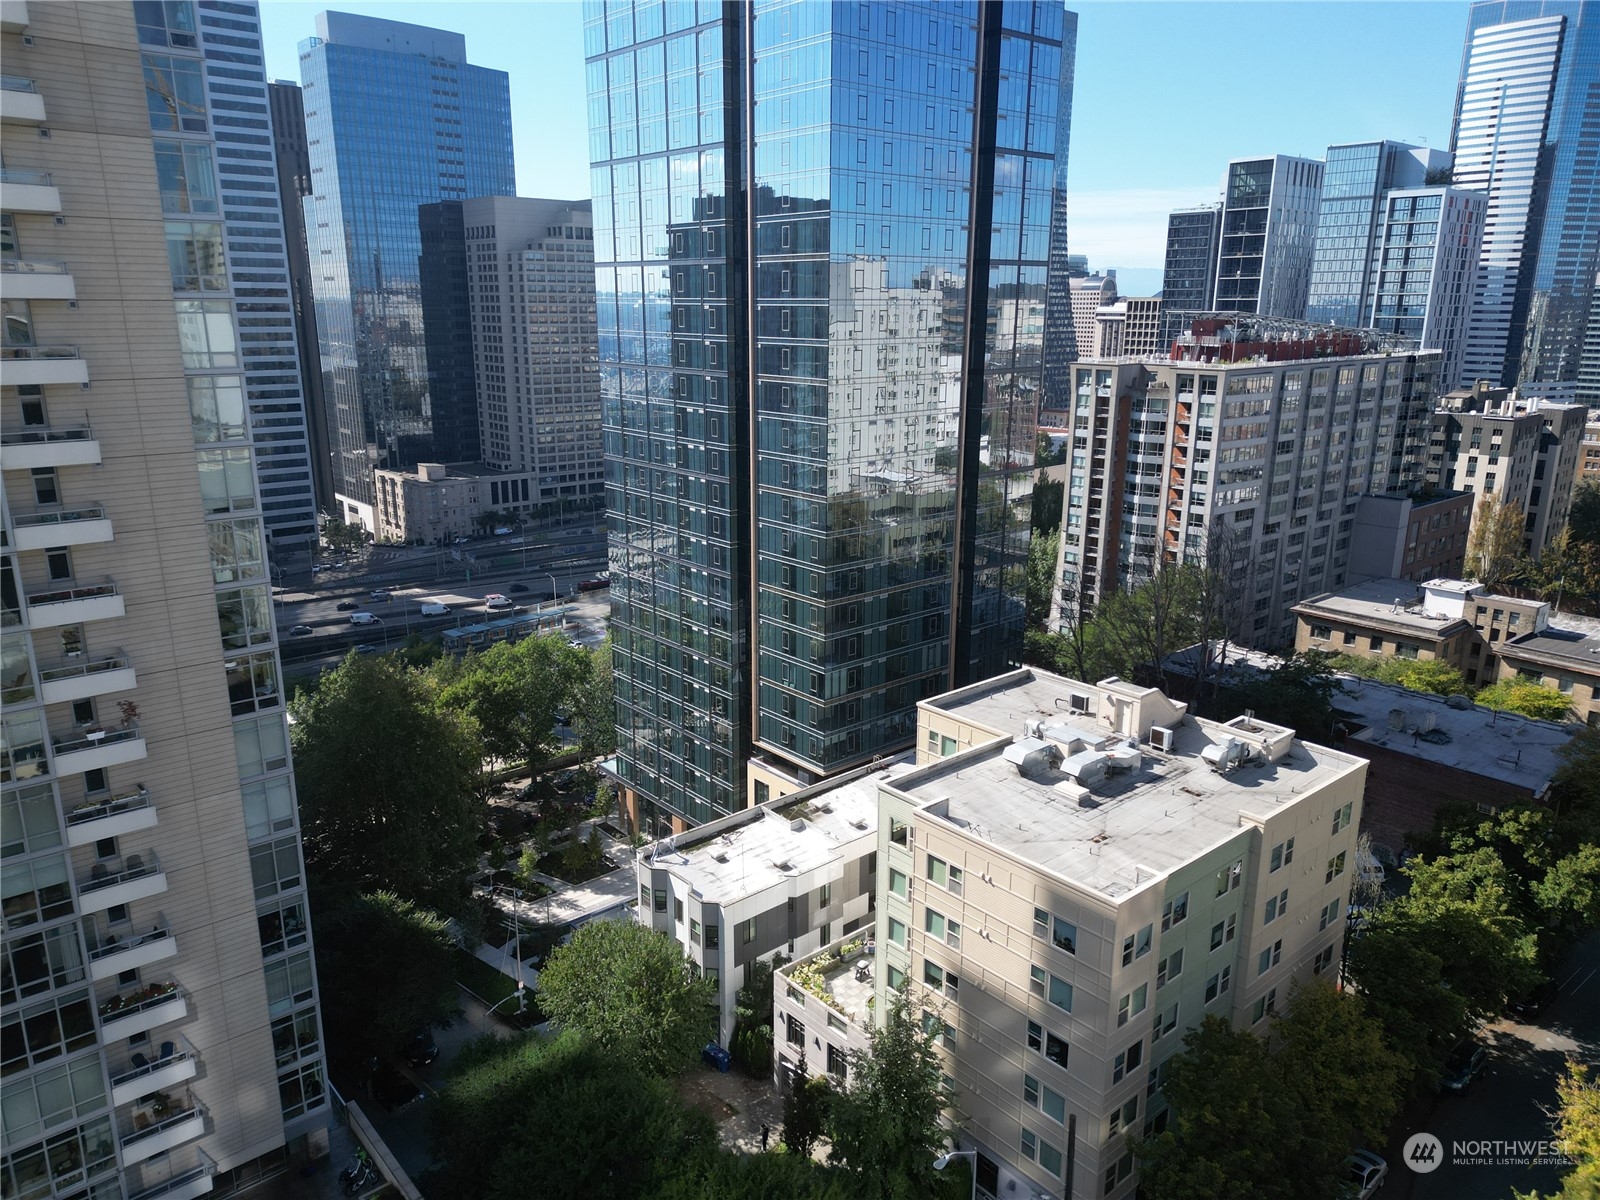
[[1581, 409, 1600, 483], [300, 11, 515, 524], [1346, 490, 1474, 584], [1053, 316, 1444, 646], [1, 3, 328, 1196], [1094, 297, 1162, 360], [1214, 155, 1325, 319], [1425, 382, 1586, 557], [1294, 576, 1600, 719], [635, 757, 912, 1046], [856, 669, 1365, 1199], [1071, 274, 1117, 364], [372, 461, 541, 545], [1161, 205, 1222, 315], [587, 0, 1073, 832]]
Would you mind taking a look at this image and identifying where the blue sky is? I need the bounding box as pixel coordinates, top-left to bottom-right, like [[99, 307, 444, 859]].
[[260, 1, 1469, 295]]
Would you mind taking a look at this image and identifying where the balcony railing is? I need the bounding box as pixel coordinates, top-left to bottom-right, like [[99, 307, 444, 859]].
[[13, 505, 108, 530], [122, 1098, 202, 1148], [0, 257, 68, 275], [109, 1033, 193, 1089], [79, 849, 160, 896], [127, 1160, 215, 1200], [1, 74, 37, 92], [89, 920, 170, 964], [1, 424, 94, 447], [0, 166, 51, 186], [41, 651, 129, 686], [97, 979, 179, 1022], [53, 722, 140, 758], [66, 785, 150, 827], [1, 344, 80, 362], [27, 581, 118, 608]]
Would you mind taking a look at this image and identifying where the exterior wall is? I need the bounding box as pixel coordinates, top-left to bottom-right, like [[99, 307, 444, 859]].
[[371, 464, 543, 545], [1491, 651, 1600, 727], [1162, 206, 1221, 314], [772, 935, 875, 1088], [1295, 614, 1467, 670], [1581, 417, 1600, 483], [1214, 156, 1324, 319], [1346, 491, 1473, 584]]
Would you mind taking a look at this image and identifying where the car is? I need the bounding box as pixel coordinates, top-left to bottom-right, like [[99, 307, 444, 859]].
[[508, 583, 530, 594], [332, 560, 347, 569], [1511, 978, 1558, 1020], [354, 643, 379, 655], [1441, 1040, 1489, 1093], [404, 1031, 438, 1069], [369, 1060, 423, 1113], [311, 565, 326, 574], [577, 577, 610, 592], [288, 625, 314, 637], [419, 601, 449, 617], [336, 600, 358, 611], [483, 593, 514, 612], [1344, 1149, 1387, 1199], [348, 612, 380, 626], [369, 589, 392, 602]]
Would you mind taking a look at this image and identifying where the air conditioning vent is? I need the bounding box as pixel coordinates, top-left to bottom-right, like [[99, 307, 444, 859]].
[[1149, 725, 1176, 753]]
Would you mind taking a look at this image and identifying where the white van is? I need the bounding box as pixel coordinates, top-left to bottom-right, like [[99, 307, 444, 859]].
[[483, 593, 514, 613], [419, 601, 449, 617], [348, 612, 380, 626]]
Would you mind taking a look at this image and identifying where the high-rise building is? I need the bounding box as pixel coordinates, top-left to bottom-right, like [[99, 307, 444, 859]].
[[1304, 140, 1449, 329], [1367, 187, 1487, 386], [1069, 273, 1116, 363], [267, 81, 337, 519], [1161, 205, 1222, 314], [1053, 318, 1443, 646], [1214, 155, 1324, 318], [299, 11, 515, 526], [2, 4, 328, 1197], [416, 200, 481, 469], [586, 0, 1074, 834], [1451, 4, 1600, 396]]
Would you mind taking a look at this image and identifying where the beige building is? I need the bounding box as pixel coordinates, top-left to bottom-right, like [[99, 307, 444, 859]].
[[1582, 411, 1600, 484], [779, 669, 1368, 1199], [2, 5, 327, 1198], [372, 461, 542, 545]]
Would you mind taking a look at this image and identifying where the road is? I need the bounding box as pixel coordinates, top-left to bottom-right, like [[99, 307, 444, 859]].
[[1385, 929, 1600, 1199]]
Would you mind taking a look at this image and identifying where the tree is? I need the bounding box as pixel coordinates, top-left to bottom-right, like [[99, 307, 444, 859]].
[[428, 1031, 717, 1200], [311, 887, 459, 1067], [655, 1152, 866, 1200], [1553, 727, 1600, 813], [536, 920, 715, 1076], [1466, 493, 1528, 585], [290, 651, 484, 909], [433, 634, 591, 773], [1031, 476, 1064, 533], [1216, 651, 1338, 742], [1569, 482, 1600, 547], [1517, 1061, 1600, 1200], [571, 636, 618, 759], [825, 987, 950, 1200], [782, 1053, 832, 1158], [1343, 917, 1468, 1092], [321, 519, 367, 556], [1329, 652, 1468, 696], [1025, 531, 1059, 630], [1475, 677, 1575, 722], [1096, 559, 1205, 693]]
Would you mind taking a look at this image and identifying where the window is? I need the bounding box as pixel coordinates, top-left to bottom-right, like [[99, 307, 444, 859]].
[[1112, 1039, 1143, 1082], [278, 1059, 326, 1120], [153, 138, 219, 214], [690, 918, 701, 944], [1331, 802, 1353, 835], [1029, 965, 1046, 996], [1215, 860, 1242, 895], [190, 375, 247, 445], [1205, 966, 1232, 1003], [1109, 1095, 1139, 1135], [924, 908, 944, 940], [175, 299, 237, 368], [142, 52, 207, 132], [257, 897, 308, 958], [817, 883, 831, 908], [1048, 975, 1073, 1013], [888, 917, 906, 947], [217, 586, 274, 651], [1312, 945, 1335, 975], [1210, 914, 1236, 950], [1264, 888, 1288, 924], [1319, 898, 1341, 931], [1157, 948, 1183, 987], [1309, 623, 1332, 640], [1052, 917, 1078, 955], [2, 855, 73, 932], [1161, 891, 1189, 931], [197, 448, 255, 514], [926, 855, 946, 887], [888, 868, 907, 898], [1104, 1150, 1135, 1193], [264, 951, 315, 1017], [786, 1014, 805, 1047], [826, 1042, 848, 1078], [1251, 987, 1277, 1024], [0, 926, 84, 1007], [1269, 837, 1294, 872], [1117, 983, 1148, 1027], [739, 917, 757, 944], [166, 220, 226, 292], [271, 1004, 320, 1068], [2, 784, 63, 860], [1325, 851, 1347, 884], [889, 819, 908, 846], [1034, 907, 1049, 938], [1152, 1001, 1178, 1040], [1257, 938, 1283, 976], [234, 713, 289, 779], [249, 835, 302, 900], [1122, 923, 1153, 965], [887, 963, 905, 989], [675, 898, 684, 923]]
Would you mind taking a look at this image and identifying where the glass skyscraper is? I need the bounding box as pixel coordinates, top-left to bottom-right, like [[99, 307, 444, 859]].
[[1452, 1, 1599, 397], [1214, 155, 1324, 318], [299, 12, 514, 517], [586, 0, 1073, 832]]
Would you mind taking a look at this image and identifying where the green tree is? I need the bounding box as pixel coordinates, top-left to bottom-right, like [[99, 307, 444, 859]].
[[782, 1052, 833, 1158], [311, 887, 459, 1066], [1328, 653, 1468, 696], [321, 519, 367, 556], [434, 633, 591, 772], [536, 920, 715, 1076], [1466, 493, 1529, 585], [290, 652, 483, 909], [1216, 651, 1338, 741], [1025, 531, 1060, 630], [655, 1152, 867, 1200], [1569, 482, 1600, 547], [1517, 1061, 1600, 1200], [1475, 677, 1575, 722], [1343, 917, 1468, 1091], [825, 988, 950, 1200], [1554, 727, 1600, 813], [1031, 476, 1064, 533], [571, 635, 618, 759], [428, 1031, 716, 1200]]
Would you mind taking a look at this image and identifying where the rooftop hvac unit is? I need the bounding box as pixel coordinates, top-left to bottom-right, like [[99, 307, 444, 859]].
[[1149, 725, 1177, 753], [1201, 737, 1248, 773]]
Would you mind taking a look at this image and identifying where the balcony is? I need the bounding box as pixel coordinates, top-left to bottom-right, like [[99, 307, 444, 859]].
[[65, 784, 154, 845], [97, 981, 186, 1041], [76, 849, 165, 914], [128, 1153, 216, 1200], [120, 1096, 205, 1166], [90, 919, 176, 982], [25, 580, 123, 628], [40, 651, 134, 705], [1, 344, 87, 385], [11, 505, 113, 551], [0, 75, 44, 124], [1, 2, 29, 32], [0, 424, 101, 469], [53, 722, 145, 776], [2, 258, 74, 302], [109, 1033, 196, 1106]]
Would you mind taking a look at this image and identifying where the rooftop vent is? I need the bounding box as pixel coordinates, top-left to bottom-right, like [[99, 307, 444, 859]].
[[712, 852, 729, 863], [1201, 737, 1248, 773], [850, 818, 869, 831], [1004, 737, 1062, 778], [790, 818, 806, 833]]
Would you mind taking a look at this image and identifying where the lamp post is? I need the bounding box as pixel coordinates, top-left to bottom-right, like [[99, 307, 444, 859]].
[[932, 1150, 977, 1200], [546, 570, 559, 603]]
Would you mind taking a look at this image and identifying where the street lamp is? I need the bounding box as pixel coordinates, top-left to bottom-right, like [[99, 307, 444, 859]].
[[932, 1149, 976, 1200], [546, 571, 558, 603]]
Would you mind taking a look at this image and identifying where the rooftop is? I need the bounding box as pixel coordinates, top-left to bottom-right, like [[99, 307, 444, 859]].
[[779, 933, 876, 1026], [1294, 577, 1467, 635], [1500, 612, 1600, 675], [1331, 674, 1573, 792], [640, 757, 913, 905], [926, 669, 1183, 739], [886, 714, 1363, 901]]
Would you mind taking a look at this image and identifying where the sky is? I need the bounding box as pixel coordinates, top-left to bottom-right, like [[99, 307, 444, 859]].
[[260, 0, 1470, 296]]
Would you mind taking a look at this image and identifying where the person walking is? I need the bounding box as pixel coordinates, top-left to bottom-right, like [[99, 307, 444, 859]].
[[760, 1124, 770, 1152]]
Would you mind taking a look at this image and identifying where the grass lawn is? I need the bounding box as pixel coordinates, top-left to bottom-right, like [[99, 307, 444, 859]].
[[453, 950, 548, 1029]]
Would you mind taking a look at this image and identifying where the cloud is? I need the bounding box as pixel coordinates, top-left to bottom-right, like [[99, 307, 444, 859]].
[[1066, 186, 1220, 271]]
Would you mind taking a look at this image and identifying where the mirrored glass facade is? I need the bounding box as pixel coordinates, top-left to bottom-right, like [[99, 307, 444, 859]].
[[299, 13, 514, 510], [588, 0, 1073, 830]]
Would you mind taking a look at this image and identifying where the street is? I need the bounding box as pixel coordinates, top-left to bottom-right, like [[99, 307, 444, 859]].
[[1384, 929, 1600, 1199]]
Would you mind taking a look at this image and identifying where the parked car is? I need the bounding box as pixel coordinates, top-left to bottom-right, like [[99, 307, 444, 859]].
[[1511, 978, 1558, 1020], [1345, 1149, 1387, 1199], [288, 625, 314, 637], [335, 600, 358, 611], [404, 1031, 438, 1068], [1441, 1040, 1489, 1093], [369, 1060, 423, 1113]]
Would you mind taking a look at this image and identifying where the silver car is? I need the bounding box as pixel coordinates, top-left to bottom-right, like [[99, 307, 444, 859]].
[[1346, 1149, 1387, 1199]]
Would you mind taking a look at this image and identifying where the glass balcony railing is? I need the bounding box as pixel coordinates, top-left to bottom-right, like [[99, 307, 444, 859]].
[[97, 979, 179, 1022], [1, 74, 38, 93], [40, 651, 129, 686], [0, 258, 69, 275], [1, 344, 81, 362], [13, 505, 107, 529], [26, 580, 119, 608], [89, 920, 171, 964], [78, 848, 160, 896], [1, 424, 94, 447], [0, 166, 52, 186], [53, 722, 140, 757], [65, 785, 150, 827]]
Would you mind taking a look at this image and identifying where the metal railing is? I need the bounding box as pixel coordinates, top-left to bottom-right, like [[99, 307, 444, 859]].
[[0, 167, 52, 186], [109, 1034, 192, 1088], [121, 1099, 204, 1148], [128, 1161, 214, 1200], [89, 920, 170, 963], [13, 505, 107, 529], [0, 423, 94, 446], [1, 344, 81, 361], [53, 722, 140, 758], [26, 580, 118, 607], [97, 980, 180, 1022], [78, 848, 160, 895], [0, 258, 68, 275], [65, 784, 149, 826], [40, 651, 129, 685], [0, 75, 38, 93]]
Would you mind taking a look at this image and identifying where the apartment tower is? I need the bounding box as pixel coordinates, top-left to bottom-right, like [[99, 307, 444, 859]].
[[1214, 155, 1324, 319], [585, 0, 1076, 833], [1161, 205, 1221, 314], [299, 11, 515, 526], [2, 4, 328, 1199]]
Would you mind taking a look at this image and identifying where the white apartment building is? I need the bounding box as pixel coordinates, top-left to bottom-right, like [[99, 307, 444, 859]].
[[2, 4, 328, 1198], [1069, 275, 1116, 364], [635, 757, 912, 1044], [796, 669, 1366, 1200]]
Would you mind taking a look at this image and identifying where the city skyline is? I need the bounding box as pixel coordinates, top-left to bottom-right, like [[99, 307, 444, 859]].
[[258, 1, 1467, 296]]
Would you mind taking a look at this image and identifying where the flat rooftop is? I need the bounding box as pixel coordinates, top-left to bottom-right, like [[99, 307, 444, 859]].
[[887, 719, 1363, 900], [926, 669, 1169, 736], [1330, 674, 1572, 790], [1294, 578, 1465, 634], [1501, 612, 1600, 673], [644, 757, 914, 905]]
